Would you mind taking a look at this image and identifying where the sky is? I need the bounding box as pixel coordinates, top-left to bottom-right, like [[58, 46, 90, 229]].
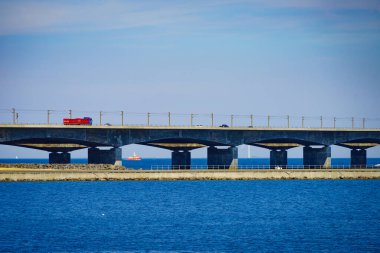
[[0, 0, 380, 158]]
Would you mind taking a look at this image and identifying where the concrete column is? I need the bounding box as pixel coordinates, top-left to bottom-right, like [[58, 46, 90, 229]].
[[303, 146, 331, 168], [207, 146, 238, 170], [172, 150, 191, 169], [351, 149, 367, 168], [49, 152, 70, 164], [270, 149, 287, 168], [88, 147, 122, 165]]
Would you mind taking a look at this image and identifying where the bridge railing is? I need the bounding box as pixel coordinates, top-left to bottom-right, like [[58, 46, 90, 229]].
[[150, 164, 380, 170], [1, 108, 380, 129]]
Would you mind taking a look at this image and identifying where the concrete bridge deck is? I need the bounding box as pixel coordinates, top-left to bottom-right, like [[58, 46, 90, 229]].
[[1, 124, 379, 168]]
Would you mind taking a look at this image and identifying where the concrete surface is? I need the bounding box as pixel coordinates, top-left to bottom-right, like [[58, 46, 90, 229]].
[[0, 169, 379, 181]]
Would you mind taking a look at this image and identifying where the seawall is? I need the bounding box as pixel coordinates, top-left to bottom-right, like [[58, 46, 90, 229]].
[[1, 169, 380, 181]]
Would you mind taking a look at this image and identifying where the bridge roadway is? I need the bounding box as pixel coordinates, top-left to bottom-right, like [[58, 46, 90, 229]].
[[0, 124, 379, 168]]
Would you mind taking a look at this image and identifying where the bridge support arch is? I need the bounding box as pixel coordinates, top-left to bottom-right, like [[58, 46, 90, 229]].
[[207, 146, 238, 170], [172, 150, 191, 169], [303, 146, 331, 168], [49, 152, 70, 164], [351, 149, 366, 168], [88, 147, 122, 165], [270, 149, 287, 168]]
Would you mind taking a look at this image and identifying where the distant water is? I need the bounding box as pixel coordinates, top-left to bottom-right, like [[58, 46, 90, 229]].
[[0, 180, 379, 252], [1, 158, 380, 169]]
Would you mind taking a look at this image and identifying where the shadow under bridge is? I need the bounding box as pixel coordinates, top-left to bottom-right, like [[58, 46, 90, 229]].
[[138, 137, 238, 169]]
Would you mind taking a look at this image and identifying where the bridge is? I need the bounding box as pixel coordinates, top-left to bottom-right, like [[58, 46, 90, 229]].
[[1, 120, 380, 168], [1, 109, 380, 168]]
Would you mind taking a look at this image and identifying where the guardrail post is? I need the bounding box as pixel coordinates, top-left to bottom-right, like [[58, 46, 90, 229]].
[[147, 112, 150, 126], [362, 118, 365, 129], [287, 115, 290, 128], [320, 116, 323, 128], [302, 116, 304, 128], [121, 111, 124, 126], [352, 117, 354, 129], [250, 114, 253, 127], [100, 111, 102, 125], [267, 115, 270, 128], [168, 112, 171, 126], [12, 108, 16, 124], [69, 109, 72, 119], [231, 114, 234, 127], [211, 113, 214, 127], [190, 113, 193, 126], [334, 117, 336, 128], [47, 110, 51, 124]]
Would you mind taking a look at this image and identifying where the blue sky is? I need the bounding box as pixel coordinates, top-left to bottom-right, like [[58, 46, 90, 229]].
[[0, 0, 379, 158]]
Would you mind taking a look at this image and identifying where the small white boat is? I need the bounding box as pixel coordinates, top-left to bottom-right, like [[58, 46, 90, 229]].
[[127, 152, 141, 161]]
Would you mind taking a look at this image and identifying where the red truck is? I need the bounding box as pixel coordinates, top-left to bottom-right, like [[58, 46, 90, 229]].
[[63, 117, 92, 125]]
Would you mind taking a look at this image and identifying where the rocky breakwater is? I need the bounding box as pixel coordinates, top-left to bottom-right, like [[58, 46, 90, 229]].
[[0, 163, 126, 171], [1, 163, 380, 182]]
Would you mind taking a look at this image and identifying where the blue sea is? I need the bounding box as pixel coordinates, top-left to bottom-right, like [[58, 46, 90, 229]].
[[1, 158, 380, 169], [0, 180, 379, 252]]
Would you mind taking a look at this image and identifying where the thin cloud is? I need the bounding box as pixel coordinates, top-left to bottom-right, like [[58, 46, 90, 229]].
[[0, 0, 379, 36], [0, 1, 196, 35], [227, 0, 380, 11]]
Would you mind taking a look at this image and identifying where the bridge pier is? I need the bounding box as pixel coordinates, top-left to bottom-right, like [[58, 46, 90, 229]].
[[172, 150, 191, 169], [88, 147, 122, 165], [303, 146, 331, 168], [207, 146, 238, 170], [270, 149, 287, 168], [351, 149, 367, 168], [49, 152, 70, 164]]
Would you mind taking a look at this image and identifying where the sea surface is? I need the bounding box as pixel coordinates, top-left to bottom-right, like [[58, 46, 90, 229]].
[[0, 180, 379, 252], [1, 158, 380, 169]]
